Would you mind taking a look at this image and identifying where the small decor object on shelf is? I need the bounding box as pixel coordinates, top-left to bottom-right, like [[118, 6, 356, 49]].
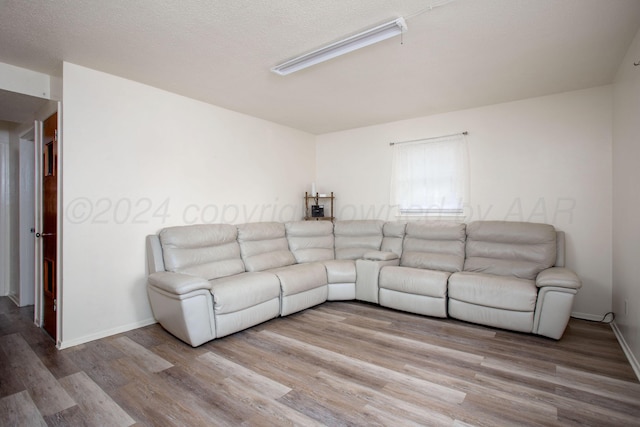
[[304, 191, 334, 221], [311, 205, 324, 217]]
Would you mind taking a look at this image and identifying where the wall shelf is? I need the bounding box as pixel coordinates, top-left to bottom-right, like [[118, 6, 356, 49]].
[[304, 192, 334, 221]]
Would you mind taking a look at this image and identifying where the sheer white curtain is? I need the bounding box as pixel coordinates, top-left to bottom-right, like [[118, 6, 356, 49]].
[[390, 133, 468, 214]]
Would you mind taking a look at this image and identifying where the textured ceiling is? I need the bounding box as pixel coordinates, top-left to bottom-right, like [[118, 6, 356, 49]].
[[0, 0, 639, 134]]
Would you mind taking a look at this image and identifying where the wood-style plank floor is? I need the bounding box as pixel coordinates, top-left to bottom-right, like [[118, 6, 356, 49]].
[[1, 296, 639, 426]]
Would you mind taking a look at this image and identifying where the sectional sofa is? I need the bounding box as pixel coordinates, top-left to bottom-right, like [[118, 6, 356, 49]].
[[146, 220, 581, 347]]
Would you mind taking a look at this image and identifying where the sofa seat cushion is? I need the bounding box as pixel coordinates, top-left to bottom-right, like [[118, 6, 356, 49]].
[[379, 266, 449, 298], [448, 272, 537, 312], [210, 272, 280, 315], [323, 260, 356, 283], [268, 262, 328, 296]]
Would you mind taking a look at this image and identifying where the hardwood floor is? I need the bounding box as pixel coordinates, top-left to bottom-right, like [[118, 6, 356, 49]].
[[1, 296, 639, 426]]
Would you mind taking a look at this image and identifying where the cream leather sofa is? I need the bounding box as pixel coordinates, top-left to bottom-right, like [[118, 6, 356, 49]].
[[146, 220, 581, 346]]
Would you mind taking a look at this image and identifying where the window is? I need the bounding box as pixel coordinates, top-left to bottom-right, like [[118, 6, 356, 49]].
[[390, 133, 469, 215]]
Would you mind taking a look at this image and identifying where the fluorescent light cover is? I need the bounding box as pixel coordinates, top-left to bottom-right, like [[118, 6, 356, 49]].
[[271, 17, 408, 76]]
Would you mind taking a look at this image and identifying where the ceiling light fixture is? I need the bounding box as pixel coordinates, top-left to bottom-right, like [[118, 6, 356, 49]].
[[271, 17, 408, 76]]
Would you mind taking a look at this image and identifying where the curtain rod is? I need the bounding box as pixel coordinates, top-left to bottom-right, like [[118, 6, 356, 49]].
[[389, 131, 468, 146]]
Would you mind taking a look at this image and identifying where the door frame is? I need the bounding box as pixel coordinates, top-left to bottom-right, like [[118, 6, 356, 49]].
[[33, 119, 42, 326], [33, 102, 62, 346], [0, 140, 8, 298]]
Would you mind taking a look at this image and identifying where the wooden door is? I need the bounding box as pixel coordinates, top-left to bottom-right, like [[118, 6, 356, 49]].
[[41, 112, 57, 340]]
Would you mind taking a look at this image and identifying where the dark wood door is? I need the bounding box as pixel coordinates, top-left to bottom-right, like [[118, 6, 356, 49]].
[[42, 112, 57, 340]]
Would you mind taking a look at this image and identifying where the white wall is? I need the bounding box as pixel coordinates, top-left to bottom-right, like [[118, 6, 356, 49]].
[[317, 86, 613, 319], [61, 63, 316, 348], [612, 28, 640, 375]]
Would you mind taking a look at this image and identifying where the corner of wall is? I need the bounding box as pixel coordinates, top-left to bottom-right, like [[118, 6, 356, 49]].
[[612, 25, 640, 380]]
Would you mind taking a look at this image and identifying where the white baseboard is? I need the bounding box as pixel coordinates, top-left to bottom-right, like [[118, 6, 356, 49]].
[[611, 321, 640, 382], [7, 293, 19, 307], [570, 311, 610, 322], [57, 317, 158, 350]]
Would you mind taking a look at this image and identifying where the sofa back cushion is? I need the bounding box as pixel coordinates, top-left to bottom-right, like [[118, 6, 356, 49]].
[[463, 221, 557, 280], [159, 224, 245, 280], [334, 220, 384, 260], [400, 222, 466, 272], [285, 221, 335, 263], [237, 222, 296, 272], [381, 221, 406, 256]]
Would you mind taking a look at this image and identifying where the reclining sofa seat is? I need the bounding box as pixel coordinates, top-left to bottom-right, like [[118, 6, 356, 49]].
[[285, 220, 349, 299], [448, 221, 581, 339], [237, 222, 328, 317], [378, 221, 466, 317], [146, 224, 281, 346]]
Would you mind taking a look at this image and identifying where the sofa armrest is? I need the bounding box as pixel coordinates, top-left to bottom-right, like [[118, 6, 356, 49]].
[[355, 258, 400, 303], [536, 267, 581, 290], [148, 271, 211, 295], [363, 251, 399, 261]]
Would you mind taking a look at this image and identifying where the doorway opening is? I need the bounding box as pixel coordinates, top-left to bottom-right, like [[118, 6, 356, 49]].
[[11, 127, 36, 309], [1, 101, 60, 345]]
